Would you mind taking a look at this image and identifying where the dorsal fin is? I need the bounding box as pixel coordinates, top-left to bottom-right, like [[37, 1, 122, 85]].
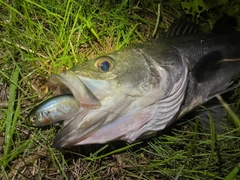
[[164, 18, 200, 38], [165, 14, 238, 38]]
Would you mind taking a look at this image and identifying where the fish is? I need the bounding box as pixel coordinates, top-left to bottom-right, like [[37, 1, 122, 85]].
[[28, 94, 80, 126], [38, 17, 240, 148]]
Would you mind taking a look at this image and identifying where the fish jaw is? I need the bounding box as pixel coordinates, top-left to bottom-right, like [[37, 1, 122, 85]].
[[53, 93, 155, 148], [47, 70, 122, 147], [48, 70, 108, 109]]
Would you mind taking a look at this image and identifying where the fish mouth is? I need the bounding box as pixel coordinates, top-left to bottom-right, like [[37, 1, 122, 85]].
[[48, 70, 115, 148], [48, 70, 102, 109]]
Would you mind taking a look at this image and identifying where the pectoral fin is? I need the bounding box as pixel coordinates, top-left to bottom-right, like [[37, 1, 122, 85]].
[[192, 51, 223, 83]]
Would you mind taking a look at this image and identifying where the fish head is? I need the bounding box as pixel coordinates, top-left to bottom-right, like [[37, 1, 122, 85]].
[[27, 110, 46, 126], [48, 44, 188, 148]]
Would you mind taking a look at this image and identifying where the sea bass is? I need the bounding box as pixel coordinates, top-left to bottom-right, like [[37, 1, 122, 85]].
[[43, 20, 240, 148], [28, 94, 80, 126]]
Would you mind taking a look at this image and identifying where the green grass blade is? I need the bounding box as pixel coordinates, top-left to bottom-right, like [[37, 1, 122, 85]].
[[216, 94, 240, 130], [84, 142, 142, 161], [187, 118, 199, 157], [116, 23, 140, 50], [0, 68, 28, 96], [49, 148, 68, 179], [3, 66, 19, 166], [0, 0, 23, 17], [24, 0, 63, 20], [208, 110, 216, 162], [174, 164, 185, 180], [224, 163, 240, 180]]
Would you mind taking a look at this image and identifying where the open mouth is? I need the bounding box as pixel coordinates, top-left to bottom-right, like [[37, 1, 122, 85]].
[[48, 70, 101, 109], [47, 70, 114, 148]]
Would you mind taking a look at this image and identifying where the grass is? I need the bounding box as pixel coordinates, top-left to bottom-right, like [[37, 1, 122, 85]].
[[0, 0, 240, 179]]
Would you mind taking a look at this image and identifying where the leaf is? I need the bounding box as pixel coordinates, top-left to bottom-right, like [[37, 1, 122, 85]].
[[181, 0, 209, 17]]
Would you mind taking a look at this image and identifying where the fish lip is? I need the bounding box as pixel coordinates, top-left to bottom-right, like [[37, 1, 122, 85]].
[[48, 70, 102, 109]]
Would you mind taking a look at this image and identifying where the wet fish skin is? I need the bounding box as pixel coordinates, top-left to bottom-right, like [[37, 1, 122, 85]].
[[28, 94, 80, 126], [48, 32, 240, 148]]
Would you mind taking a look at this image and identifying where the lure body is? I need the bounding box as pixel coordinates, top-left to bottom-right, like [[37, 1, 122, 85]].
[[28, 94, 80, 126]]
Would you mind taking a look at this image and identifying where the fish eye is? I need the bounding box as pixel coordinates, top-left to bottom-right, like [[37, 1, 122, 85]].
[[29, 114, 37, 123], [95, 57, 114, 72]]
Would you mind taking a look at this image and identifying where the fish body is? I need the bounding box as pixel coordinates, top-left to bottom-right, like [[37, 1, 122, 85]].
[[28, 94, 80, 126], [41, 18, 240, 148]]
